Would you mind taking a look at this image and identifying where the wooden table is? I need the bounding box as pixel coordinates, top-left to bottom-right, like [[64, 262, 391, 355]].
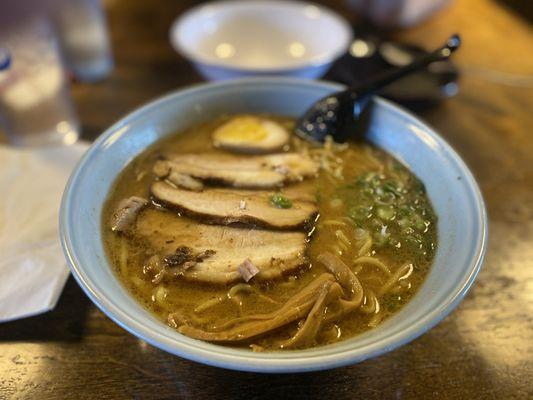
[[1, 1, 532, 398]]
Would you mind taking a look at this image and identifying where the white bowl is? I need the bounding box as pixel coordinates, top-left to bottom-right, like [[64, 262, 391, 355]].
[[60, 78, 487, 373], [169, 1, 353, 80]]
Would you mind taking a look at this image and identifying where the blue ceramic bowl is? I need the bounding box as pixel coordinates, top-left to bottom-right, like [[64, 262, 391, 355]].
[[60, 78, 487, 373]]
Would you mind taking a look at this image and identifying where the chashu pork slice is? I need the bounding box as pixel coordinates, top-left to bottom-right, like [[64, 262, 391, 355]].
[[153, 152, 318, 189], [136, 208, 308, 284], [151, 181, 318, 230]]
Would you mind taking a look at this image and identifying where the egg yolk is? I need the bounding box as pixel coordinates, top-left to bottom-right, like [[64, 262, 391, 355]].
[[214, 116, 269, 144]]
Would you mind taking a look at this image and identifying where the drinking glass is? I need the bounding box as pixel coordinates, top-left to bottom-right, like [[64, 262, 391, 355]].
[[0, 17, 80, 146], [54, 0, 113, 82]]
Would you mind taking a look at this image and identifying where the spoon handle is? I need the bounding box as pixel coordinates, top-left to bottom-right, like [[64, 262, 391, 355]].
[[351, 34, 461, 97]]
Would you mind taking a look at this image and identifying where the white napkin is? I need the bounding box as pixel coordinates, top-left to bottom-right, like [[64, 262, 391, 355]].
[[0, 141, 89, 322]]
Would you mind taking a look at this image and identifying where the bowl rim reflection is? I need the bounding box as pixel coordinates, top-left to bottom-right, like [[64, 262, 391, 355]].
[[60, 78, 488, 373], [169, 0, 353, 73]]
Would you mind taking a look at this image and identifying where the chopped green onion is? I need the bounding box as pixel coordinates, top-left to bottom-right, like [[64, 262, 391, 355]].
[[348, 205, 373, 222], [376, 205, 395, 221], [269, 194, 292, 209], [337, 165, 436, 263]]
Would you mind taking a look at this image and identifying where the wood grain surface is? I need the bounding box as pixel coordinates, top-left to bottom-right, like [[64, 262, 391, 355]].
[[1, 0, 532, 399]]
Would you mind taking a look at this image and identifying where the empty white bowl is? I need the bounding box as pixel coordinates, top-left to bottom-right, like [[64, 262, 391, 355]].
[[60, 78, 487, 373], [170, 0, 353, 80]]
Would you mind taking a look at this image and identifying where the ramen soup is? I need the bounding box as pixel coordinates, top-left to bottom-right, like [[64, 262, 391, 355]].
[[103, 115, 437, 351]]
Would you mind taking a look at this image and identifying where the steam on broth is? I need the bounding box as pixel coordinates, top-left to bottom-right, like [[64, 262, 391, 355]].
[[103, 115, 437, 350]]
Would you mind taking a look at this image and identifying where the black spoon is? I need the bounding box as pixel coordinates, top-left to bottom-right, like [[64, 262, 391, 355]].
[[295, 34, 461, 143]]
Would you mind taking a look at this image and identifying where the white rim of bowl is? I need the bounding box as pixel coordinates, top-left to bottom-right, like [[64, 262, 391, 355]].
[[169, 0, 353, 72], [60, 77, 488, 373]]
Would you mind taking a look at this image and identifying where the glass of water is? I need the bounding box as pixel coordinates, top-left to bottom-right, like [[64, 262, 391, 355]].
[[0, 17, 80, 146], [54, 0, 113, 82]]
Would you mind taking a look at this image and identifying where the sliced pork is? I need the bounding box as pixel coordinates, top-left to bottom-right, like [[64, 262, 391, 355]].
[[153, 152, 318, 189], [135, 208, 308, 284], [110, 196, 148, 233], [150, 181, 318, 230]]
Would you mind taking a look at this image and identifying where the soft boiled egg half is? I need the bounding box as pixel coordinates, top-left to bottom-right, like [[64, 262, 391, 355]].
[[212, 115, 290, 154]]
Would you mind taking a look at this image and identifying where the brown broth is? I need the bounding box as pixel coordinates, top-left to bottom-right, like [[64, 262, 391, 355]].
[[102, 115, 437, 350]]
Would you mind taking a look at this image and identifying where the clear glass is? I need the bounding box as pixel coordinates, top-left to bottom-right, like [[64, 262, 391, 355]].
[[54, 0, 113, 82], [0, 17, 79, 146]]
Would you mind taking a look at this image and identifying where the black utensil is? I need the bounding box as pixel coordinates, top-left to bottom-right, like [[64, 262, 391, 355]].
[[326, 38, 460, 107], [295, 34, 461, 143]]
